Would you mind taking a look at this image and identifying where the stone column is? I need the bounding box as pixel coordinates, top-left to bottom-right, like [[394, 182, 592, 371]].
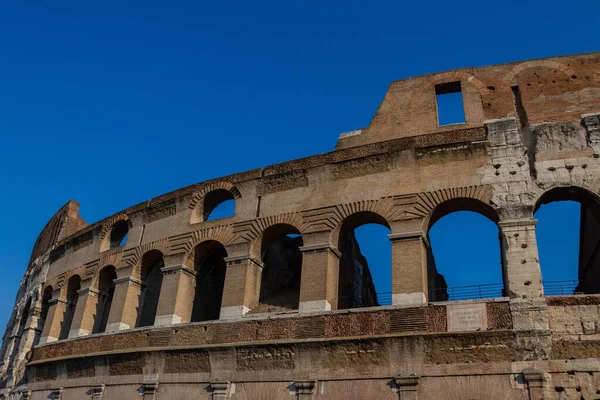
[[154, 264, 196, 326], [295, 381, 316, 400], [39, 296, 68, 344], [395, 374, 420, 400], [105, 276, 142, 332], [499, 218, 544, 300], [1, 324, 21, 369], [499, 217, 549, 332], [16, 305, 43, 361], [68, 279, 100, 338], [389, 231, 428, 306], [219, 255, 263, 320], [298, 240, 340, 313]]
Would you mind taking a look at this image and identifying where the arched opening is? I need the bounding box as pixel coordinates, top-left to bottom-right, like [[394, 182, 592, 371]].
[[9, 298, 31, 365], [93, 266, 117, 334], [534, 186, 600, 295], [109, 220, 129, 248], [204, 189, 236, 221], [427, 198, 502, 302], [40, 286, 53, 328], [253, 224, 303, 313], [137, 250, 164, 328], [190, 241, 228, 322], [59, 275, 81, 339], [337, 212, 391, 309]]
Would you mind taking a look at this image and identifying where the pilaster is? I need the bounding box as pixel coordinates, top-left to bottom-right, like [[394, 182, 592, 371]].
[[39, 297, 67, 344], [16, 311, 42, 362], [154, 264, 196, 326], [298, 240, 340, 313], [388, 232, 428, 305], [219, 255, 263, 319], [68, 284, 101, 338], [105, 276, 142, 332]]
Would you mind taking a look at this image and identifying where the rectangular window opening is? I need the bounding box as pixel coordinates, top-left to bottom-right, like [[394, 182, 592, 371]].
[[435, 81, 466, 126]]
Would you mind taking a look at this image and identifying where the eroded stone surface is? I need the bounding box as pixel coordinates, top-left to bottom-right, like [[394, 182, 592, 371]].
[[2, 52, 600, 398]]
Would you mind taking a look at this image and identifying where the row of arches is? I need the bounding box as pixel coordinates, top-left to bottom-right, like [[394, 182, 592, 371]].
[[44, 185, 600, 339], [426, 185, 600, 301], [102, 189, 237, 253]]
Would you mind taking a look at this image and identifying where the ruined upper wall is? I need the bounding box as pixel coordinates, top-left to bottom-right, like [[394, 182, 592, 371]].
[[34, 53, 600, 282], [336, 52, 600, 149], [26, 201, 87, 267]]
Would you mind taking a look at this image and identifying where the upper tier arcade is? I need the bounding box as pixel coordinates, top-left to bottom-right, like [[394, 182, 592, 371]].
[[1, 52, 600, 399]]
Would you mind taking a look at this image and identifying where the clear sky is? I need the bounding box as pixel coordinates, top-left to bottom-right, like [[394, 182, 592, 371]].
[[0, 1, 596, 329]]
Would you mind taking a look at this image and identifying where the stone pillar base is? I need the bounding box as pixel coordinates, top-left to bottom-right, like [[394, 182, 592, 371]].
[[219, 305, 250, 320], [299, 299, 331, 313], [392, 292, 426, 306]]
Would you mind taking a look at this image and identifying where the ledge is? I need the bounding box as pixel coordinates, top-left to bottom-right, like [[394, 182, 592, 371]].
[[29, 299, 513, 364]]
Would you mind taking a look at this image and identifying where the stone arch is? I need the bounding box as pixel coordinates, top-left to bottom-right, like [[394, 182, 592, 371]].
[[136, 249, 165, 328], [240, 213, 303, 257], [333, 210, 392, 309], [327, 199, 395, 247], [178, 226, 235, 266], [416, 186, 495, 232], [424, 197, 499, 234], [59, 274, 82, 340], [424, 196, 501, 302], [8, 297, 32, 366], [534, 185, 600, 294], [501, 59, 576, 88], [40, 285, 53, 328], [99, 214, 132, 252], [410, 70, 490, 104], [189, 240, 228, 322], [189, 181, 242, 224], [533, 184, 600, 216], [124, 239, 170, 280], [254, 223, 304, 313], [92, 265, 117, 334]]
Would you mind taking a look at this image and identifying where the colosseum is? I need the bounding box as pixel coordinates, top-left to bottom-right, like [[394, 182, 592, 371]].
[[1, 52, 599, 399]]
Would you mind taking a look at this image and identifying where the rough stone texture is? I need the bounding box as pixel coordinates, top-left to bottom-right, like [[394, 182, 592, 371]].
[[1, 53, 600, 398], [163, 349, 210, 374], [487, 302, 513, 330]]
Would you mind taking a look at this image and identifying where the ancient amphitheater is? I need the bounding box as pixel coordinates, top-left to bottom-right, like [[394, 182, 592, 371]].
[[1, 52, 600, 399]]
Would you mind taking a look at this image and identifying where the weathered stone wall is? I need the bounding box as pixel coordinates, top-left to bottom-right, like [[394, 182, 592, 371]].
[[1, 52, 600, 399]]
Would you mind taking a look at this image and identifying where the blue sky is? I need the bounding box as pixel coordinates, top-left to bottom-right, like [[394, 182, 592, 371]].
[[0, 1, 596, 328]]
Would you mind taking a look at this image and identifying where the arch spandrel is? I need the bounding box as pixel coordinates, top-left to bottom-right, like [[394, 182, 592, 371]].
[[231, 213, 303, 257], [122, 239, 170, 280]]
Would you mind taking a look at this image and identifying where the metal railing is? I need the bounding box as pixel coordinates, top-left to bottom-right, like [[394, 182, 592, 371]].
[[338, 292, 392, 309], [542, 280, 582, 296], [336, 280, 597, 309], [430, 282, 504, 302]]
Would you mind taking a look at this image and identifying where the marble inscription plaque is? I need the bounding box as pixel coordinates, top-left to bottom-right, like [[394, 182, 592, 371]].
[[447, 303, 487, 332]]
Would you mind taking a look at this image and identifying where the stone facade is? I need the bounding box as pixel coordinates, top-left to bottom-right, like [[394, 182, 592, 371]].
[[1, 52, 600, 399]]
